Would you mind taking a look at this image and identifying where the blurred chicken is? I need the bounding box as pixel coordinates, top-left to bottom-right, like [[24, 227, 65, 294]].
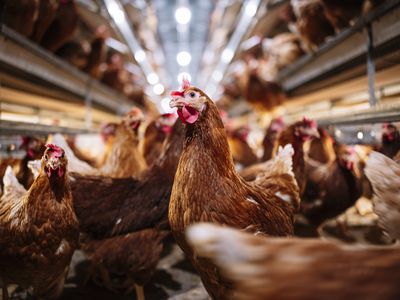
[[380, 123, 400, 159], [83, 25, 108, 79], [101, 54, 127, 93], [16, 136, 46, 189], [0, 144, 79, 299], [142, 113, 177, 166], [187, 223, 400, 300], [30, 0, 59, 43], [98, 108, 147, 178], [320, 0, 363, 30], [241, 118, 319, 194], [261, 117, 285, 161], [1, 0, 39, 37], [227, 125, 258, 168], [291, 0, 335, 52], [40, 0, 78, 52], [56, 40, 90, 69], [242, 58, 285, 111], [301, 145, 363, 227], [262, 33, 305, 69], [71, 120, 184, 299], [365, 151, 400, 241], [306, 127, 336, 164], [168, 82, 300, 299]]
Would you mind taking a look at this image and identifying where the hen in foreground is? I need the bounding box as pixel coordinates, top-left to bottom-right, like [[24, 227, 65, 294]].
[[187, 223, 400, 300], [0, 144, 79, 299], [365, 151, 400, 241], [168, 80, 299, 299]]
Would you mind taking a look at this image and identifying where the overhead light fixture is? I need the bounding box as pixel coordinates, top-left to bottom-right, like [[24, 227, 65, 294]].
[[335, 129, 342, 137], [177, 72, 192, 83], [108, 1, 125, 23], [105, 38, 128, 53], [212, 70, 223, 81], [221, 48, 234, 63], [176, 51, 192, 66], [357, 131, 364, 140], [245, 0, 258, 17], [175, 6, 192, 25], [147, 72, 159, 85], [153, 83, 165, 95], [134, 50, 146, 63]]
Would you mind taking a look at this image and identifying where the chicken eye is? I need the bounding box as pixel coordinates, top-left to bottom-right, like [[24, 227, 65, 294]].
[[44, 154, 48, 160], [189, 92, 196, 98]]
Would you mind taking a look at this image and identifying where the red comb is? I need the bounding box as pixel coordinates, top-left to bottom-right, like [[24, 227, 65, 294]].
[[171, 90, 184, 97], [46, 143, 63, 157], [303, 117, 317, 128], [182, 77, 190, 89], [20, 136, 31, 147]]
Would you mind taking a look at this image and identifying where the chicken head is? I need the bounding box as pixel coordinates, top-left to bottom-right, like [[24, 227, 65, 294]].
[[43, 144, 67, 178], [169, 79, 208, 124]]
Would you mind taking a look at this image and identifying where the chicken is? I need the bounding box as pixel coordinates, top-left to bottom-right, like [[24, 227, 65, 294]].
[[261, 117, 285, 161], [306, 127, 336, 164], [380, 123, 400, 159], [365, 151, 400, 241], [242, 58, 285, 111], [16, 136, 46, 189], [291, 0, 335, 52], [96, 122, 118, 167], [142, 113, 177, 166], [30, 0, 59, 43], [262, 33, 305, 69], [320, 0, 364, 30], [70, 120, 184, 299], [187, 223, 400, 300], [98, 107, 147, 178], [168, 81, 300, 299], [2, 166, 27, 201], [0, 144, 79, 299], [242, 118, 319, 192], [49, 133, 96, 174], [101, 54, 127, 92], [1, 0, 39, 37], [40, 0, 78, 52], [56, 40, 91, 70], [274, 117, 320, 194], [301, 145, 363, 227], [83, 25, 108, 80], [226, 125, 258, 168]]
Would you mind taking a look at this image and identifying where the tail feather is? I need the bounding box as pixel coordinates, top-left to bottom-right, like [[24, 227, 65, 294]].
[[2, 166, 26, 198], [49, 134, 95, 174], [365, 151, 400, 240]]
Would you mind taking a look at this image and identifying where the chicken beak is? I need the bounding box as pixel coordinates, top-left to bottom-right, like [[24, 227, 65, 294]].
[[170, 97, 186, 109], [308, 127, 320, 139]]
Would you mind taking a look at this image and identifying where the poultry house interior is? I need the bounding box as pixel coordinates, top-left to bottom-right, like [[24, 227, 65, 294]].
[[0, 0, 400, 299]]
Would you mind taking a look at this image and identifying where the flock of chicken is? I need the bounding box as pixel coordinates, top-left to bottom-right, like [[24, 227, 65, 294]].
[[1, 0, 145, 106], [220, 0, 385, 111], [0, 81, 399, 300]]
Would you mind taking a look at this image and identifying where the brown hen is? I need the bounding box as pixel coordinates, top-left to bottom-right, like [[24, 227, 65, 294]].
[[168, 82, 300, 299], [187, 223, 400, 300], [0, 144, 79, 299]]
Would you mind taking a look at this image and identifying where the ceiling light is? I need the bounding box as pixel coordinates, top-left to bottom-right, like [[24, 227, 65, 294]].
[[221, 48, 234, 63], [212, 70, 223, 81], [245, 1, 258, 18], [176, 51, 192, 66], [177, 72, 192, 83], [147, 72, 159, 85], [335, 129, 342, 137], [134, 50, 146, 62], [108, 1, 125, 23], [175, 6, 192, 25], [153, 83, 165, 95], [357, 131, 364, 140]]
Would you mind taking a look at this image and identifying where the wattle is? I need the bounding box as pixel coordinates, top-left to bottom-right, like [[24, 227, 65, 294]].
[[177, 105, 199, 124]]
